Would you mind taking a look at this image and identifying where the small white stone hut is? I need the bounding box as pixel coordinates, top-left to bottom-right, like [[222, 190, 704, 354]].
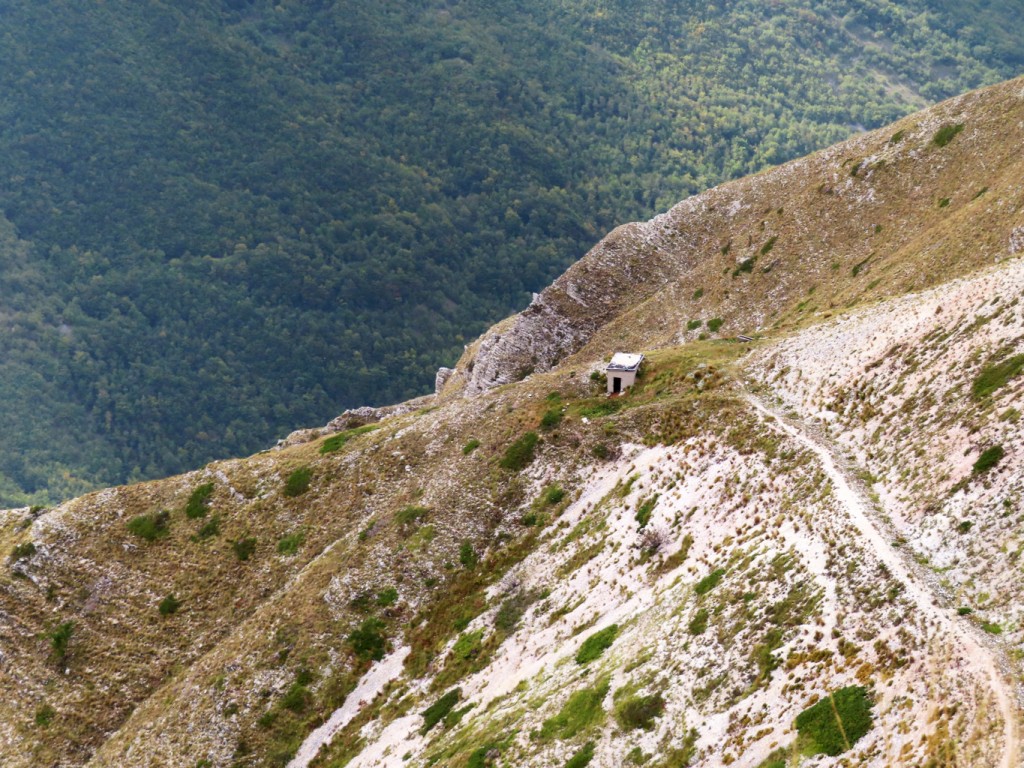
[[606, 352, 644, 395]]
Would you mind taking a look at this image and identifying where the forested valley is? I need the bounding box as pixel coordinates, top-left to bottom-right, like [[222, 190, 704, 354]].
[[0, 0, 1019, 505]]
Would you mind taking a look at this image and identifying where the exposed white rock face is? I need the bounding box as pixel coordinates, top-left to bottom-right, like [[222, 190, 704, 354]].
[[459, 221, 681, 393], [434, 367, 455, 394]]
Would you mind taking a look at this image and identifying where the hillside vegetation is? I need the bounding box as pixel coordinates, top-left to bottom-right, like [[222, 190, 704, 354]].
[[0, 0, 1021, 505], [1, 76, 1023, 768]]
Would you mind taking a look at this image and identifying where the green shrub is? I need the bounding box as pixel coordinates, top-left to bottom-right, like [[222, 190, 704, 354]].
[[232, 536, 257, 561], [565, 742, 596, 768], [185, 483, 215, 518], [889, 129, 906, 144], [541, 408, 564, 430], [376, 587, 398, 607], [539, 678, 609, 740], [973, 354, 1024, 399], [195, 515, 221, 540], [34, 704, 56, 727], [451, 630, 484, 662], [973, 445, 1005, 474], [494, 589, 544, 634], [462, 438, 481, 455], [688, 607, 709, 635], [707, 318, 724, 333], [283, 466, 312, 497], [760, 235, 777, 255], [635, 496, 657, 528], [348, 617, 387, 661], [687, 319, 702, 330], [956, 520, 973, 534], [320, 424, 378, 454], [938, 197, 950, 208], [277, 531, 305, 555], [126, 511, 171, 542], [733, 257, 756, 276], [459, 541, 478, 569], [957, 606, 973, 616], [692, 288, 704, 299], [281, 682, 309, 713], [500, 432, 539, 471], [421, 688, 461, 735], [614, 693, 665, 731], [795, 685, 873, 756], [49, 621, 73, 662], [10, 541, 36, 561], [576, 624, 619, 664], [982, 621, 1002, 634], [395, 505, 429, 527], [591, 443, 610, 460], [932, 123, 964, 147], [695, 568, 725, 595], [158, 594, 181, 616], [541, 484, 566, 505]]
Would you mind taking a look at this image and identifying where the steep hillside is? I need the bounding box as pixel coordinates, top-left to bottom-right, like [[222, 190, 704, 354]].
[[2, 78, 1024, 768], [1, 0, 1022, 506]]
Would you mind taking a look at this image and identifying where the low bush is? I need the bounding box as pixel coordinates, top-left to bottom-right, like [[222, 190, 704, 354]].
[[185, 483, 215, 519], [10, 541, 36, 561], [320, 424, 378, 454], [126, 511, 171, 542], [614, 693, 665, 731], [195, 515, 221, 540], [277, 531, 305, 556], [687, 319, 702, 330], [695, 568, 725, 596], [541, 484, 565, 505], [973, 445, 1005, 474], [459, 541, 478, 569], [500, 432, 539, 471], [932, 122, 964, 147], [539, 677, 609, 740], [795, 685, 873, 756], [462, 438, 481, 455], [158, 594, 181, 616], [688, 608, 709, 635], [540, 408, 564, 430], [635, 496, 657, 529], [707, 318, 724, 333], [421, 688, 461, 735], [34, 704, 56, 727], [565, 742, 596, 768], [973, 354, 1024, 399], [232, 536, 257, 561], [395, 505, 429, 527], [49, 621, 73, 662], [760, 235, 778, 255], [348, 617, 387, 661], [576, 625, 619, 664], [376, 587, 398, 607], [283, 467, 312, 497]]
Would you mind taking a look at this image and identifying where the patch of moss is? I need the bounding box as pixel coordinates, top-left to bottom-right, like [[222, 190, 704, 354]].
[[795, 685, 873, 756], [576, 625, 619, 664], [538, 677, 609, 740]]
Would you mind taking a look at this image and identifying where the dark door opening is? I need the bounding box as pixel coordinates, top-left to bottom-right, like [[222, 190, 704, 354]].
[[612, 376, 622, 393]]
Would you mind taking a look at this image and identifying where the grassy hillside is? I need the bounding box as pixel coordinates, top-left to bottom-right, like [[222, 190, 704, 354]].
[[2, 75, 1023, 768], [0, 0, 1021, 505]]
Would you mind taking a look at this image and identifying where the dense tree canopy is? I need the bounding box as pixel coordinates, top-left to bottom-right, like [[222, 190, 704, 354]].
[[0, 0, 1018, 504]]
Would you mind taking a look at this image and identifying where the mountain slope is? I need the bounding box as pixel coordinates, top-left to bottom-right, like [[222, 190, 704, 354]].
[[2, 76, 1024, 768], [0, 0, 1022, 505]]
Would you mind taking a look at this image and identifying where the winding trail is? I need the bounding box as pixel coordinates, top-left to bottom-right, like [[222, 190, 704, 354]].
[[747, 394, 1020, 768]]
